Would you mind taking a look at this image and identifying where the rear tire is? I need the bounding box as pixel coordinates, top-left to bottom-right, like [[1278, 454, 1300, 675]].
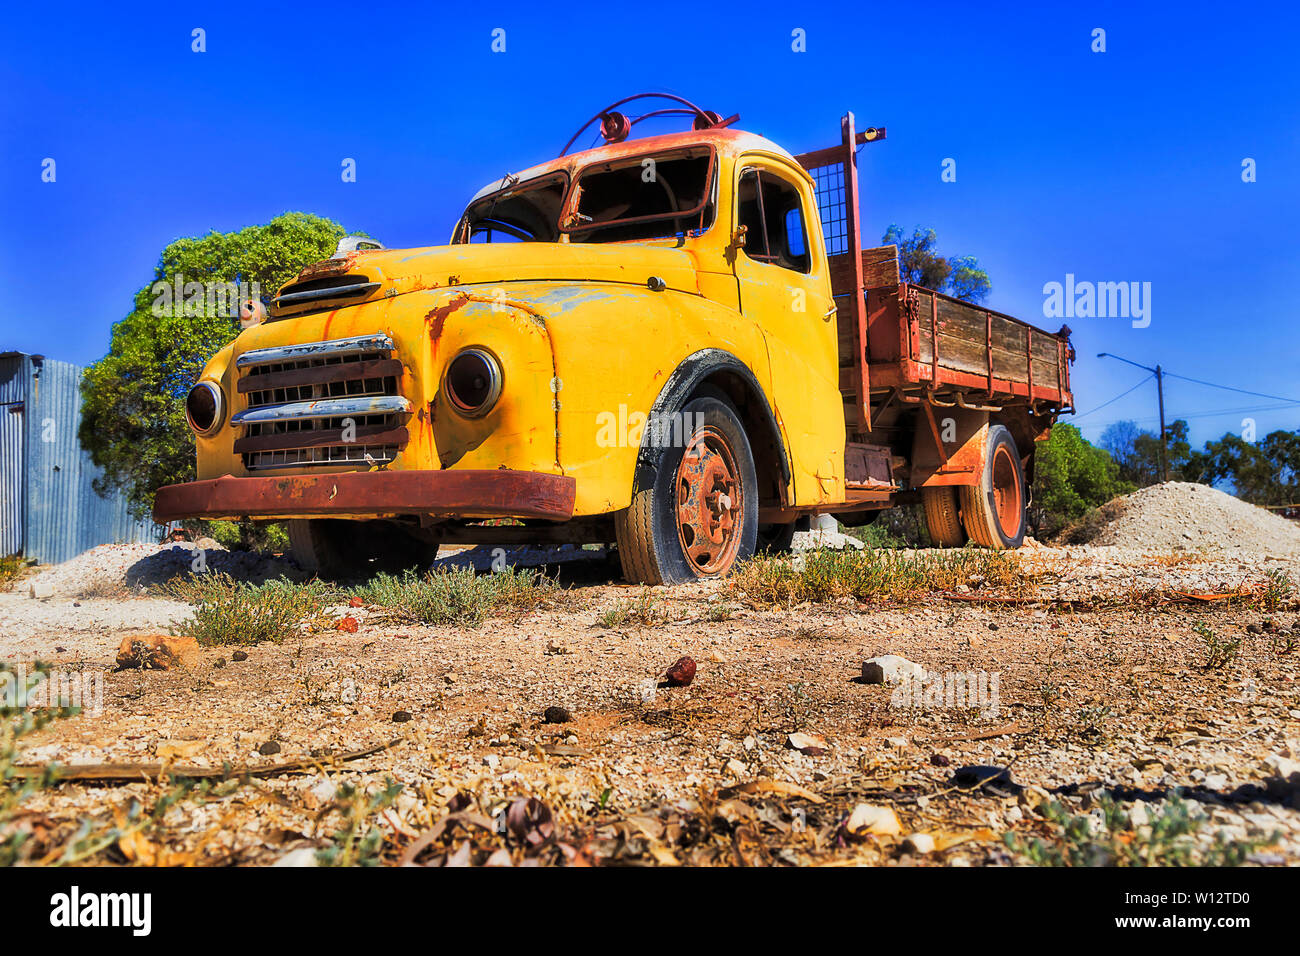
[[959, 424, 1027, 549], [922, 487, 967, 547], [287, 519, 432, 579], [615, 395, 759, 584]]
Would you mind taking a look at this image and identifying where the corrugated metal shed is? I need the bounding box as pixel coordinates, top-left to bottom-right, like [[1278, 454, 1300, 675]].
[[0, 351, 161, 564]]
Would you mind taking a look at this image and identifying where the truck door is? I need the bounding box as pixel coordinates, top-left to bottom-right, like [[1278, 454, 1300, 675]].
[[732, 160, 845, 505]]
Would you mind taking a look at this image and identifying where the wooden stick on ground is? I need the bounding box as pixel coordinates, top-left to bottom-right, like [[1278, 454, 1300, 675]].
[[11, 737, 404, 784]]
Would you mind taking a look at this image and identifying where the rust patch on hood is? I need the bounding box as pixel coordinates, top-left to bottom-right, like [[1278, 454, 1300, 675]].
[[426, 293, 472, 349]]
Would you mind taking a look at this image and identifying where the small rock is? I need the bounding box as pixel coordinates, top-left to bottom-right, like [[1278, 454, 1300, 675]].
[[723, 758, 747, 778], [1204, 772, 1229, 790], [543, 706, 572, 724], [1018, 784, 1052, 811], [392, 710, 412, 723], [483, 754, 500, 770], [787, 732, 829, 755], [28, 581, 55, 600], [308, 778, 338, 806], [664, 656, 697, 687], [259, 741, 281, 756], [115, 634, 200, 671], [845, 803, 901, 838], [930, 753, 952, 767], [902, 832, 936, 854], [444, 673, 458, 684], [950, 765, 1021, 795], [231, 650, 248, 662], [861, 654, 923, 685], [884, 736, 908, 749], [1263, 754, 1300, 779], [272, 847, 320, 867]]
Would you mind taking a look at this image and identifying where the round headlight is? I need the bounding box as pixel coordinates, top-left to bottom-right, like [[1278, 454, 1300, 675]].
[[444, 348, 502, 417], [186, 381, 225, 435]]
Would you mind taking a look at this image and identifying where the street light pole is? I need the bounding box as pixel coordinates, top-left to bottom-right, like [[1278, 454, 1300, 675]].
[[1096, 352, 1169, 483]]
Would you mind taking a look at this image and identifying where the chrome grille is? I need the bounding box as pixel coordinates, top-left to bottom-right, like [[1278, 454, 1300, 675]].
[[234, 335, 409, 471]]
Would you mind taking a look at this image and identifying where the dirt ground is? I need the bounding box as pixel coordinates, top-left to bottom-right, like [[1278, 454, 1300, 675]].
[[3, 541, 1300, 867]]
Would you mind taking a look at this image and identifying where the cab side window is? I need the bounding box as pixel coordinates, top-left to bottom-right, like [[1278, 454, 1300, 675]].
[[736, 168, 811, 273]]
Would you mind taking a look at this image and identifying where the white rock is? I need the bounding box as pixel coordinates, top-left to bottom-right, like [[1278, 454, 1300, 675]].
[[272, 847, 320, 867], [846, 803, 901, 836], [792, 529, 864, 552], [482, 754, 500, 770], [902, 832, 936, 854], [1263, 754, 1300, 779], [861, 655, 924, 685], [28, 581, 54, 600]]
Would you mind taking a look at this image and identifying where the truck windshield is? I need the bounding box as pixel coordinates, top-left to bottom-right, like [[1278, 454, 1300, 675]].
[[459, 174, 568, 243], [565, 147, 715, 244]]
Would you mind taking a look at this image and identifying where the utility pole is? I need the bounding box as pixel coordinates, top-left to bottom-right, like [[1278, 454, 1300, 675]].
[[1154, 364, 1167, 482], [1097, 353, 1169, 483]]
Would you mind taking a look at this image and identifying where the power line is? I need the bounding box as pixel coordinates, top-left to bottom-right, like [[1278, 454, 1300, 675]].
[[1163, 371, 1300, 406], [1071, 374, 1154, 420], [1082, 402, 1300, 433]]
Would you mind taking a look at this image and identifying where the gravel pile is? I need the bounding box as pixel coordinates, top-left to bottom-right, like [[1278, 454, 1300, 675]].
[[12, 542, 305, 598], [1077, 482, 1300, 558]]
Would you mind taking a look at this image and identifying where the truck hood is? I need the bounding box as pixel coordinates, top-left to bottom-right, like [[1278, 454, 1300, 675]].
[[271, 242, 708, 318]]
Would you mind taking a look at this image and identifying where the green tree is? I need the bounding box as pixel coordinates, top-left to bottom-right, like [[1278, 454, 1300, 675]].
[[1100, 419, 1203, 487], [1200, 430, 1300, 505], [881, 225, 991, 303], [1031, 423, 1132, 536], [80, 212, 361, 517]]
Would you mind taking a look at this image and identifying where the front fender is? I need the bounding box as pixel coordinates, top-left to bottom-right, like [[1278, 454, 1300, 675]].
[[499, 281, 773, 516]]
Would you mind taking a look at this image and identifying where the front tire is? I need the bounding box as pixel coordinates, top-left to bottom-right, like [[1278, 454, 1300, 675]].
[[615, 395, 759, 584], [959, 424, 1027, 549]]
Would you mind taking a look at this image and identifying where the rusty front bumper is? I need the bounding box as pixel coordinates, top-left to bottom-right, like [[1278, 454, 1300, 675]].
[[152, 470, 576, 523]]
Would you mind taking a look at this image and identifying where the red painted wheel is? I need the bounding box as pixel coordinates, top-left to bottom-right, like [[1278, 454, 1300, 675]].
[[675, 426, 744, 574], [615, 394, 759, 584], [960, 424, 1027, 549]]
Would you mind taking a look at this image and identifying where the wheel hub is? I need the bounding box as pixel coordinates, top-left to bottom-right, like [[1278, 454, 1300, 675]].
[[675, 427, 743, 574], [991, 444, 1023, 537]]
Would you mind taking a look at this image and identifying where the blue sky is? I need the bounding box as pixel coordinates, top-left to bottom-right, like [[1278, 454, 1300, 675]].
[[1, 0, 1296, 448]]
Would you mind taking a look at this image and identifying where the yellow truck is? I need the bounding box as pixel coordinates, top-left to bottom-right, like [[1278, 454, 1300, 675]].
[[155, 94, 1075, 583]]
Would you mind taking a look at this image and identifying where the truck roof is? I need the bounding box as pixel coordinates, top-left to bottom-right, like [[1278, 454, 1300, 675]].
[[468, 126, 800, 203]]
